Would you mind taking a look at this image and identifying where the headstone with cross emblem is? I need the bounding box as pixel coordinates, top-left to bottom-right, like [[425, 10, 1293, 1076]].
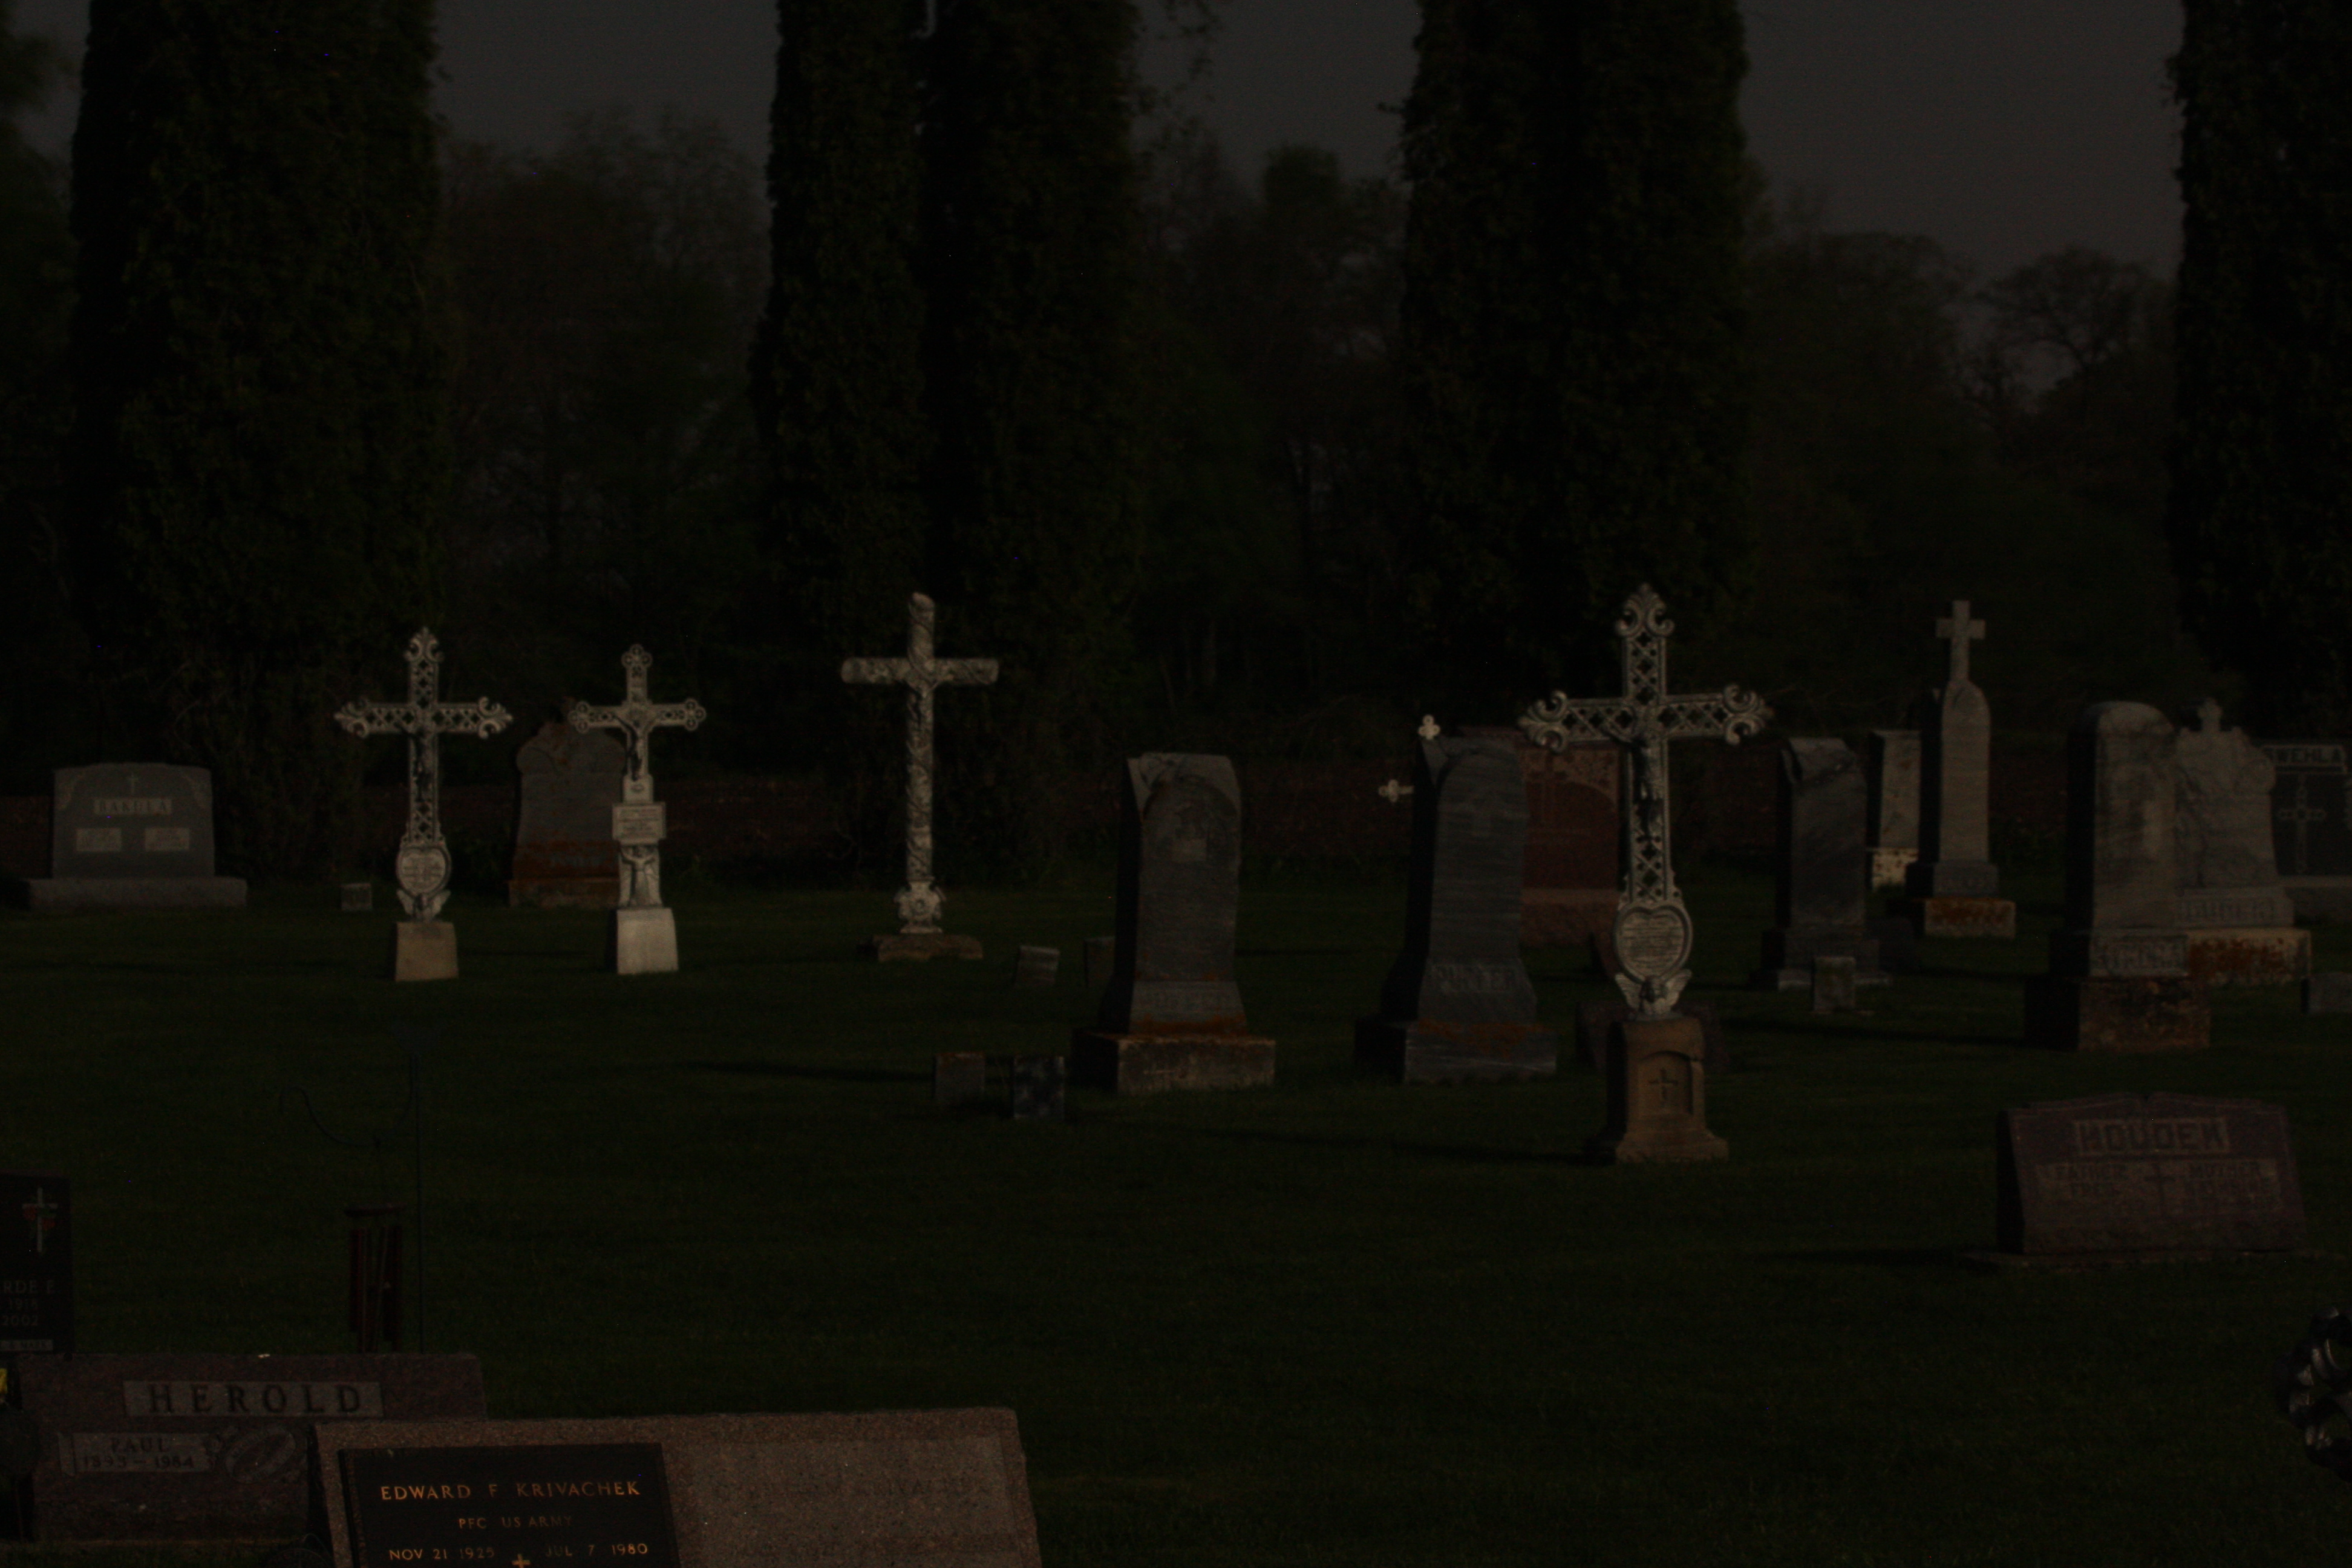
[[2261, 736, 2352, 921], [1755, 737, 1884, 989], [842, 593, 999, 961], [0, 1172, 70, 1354], [335, 630, 513, 982], [1356, 731, 1559, 1082], [2174, 700, 2308, 985], [1518, 586, 1766, 1162], [16, 764, 247, 912], [1904, 599, 2016, 938], [569, 645, 705, 975]]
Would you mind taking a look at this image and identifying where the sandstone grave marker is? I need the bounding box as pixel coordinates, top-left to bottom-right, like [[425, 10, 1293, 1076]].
[[18, 764, 246, 912]]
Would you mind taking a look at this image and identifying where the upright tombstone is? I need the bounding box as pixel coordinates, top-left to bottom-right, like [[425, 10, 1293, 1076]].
[[335, 630, 514, 982], [842, 592, 999, 961], [506, 719, 627, 908], [2175, 701, 2309, 985], [1356, 731, 1560, 1082], [1865, 730, 1921, 891], [1755, 737, 1883, 989], [2025, 702, 2210, 1051], [2264, 739, 2352, 920], [1519, 586, 1769, 1163], [1906, 600, 2017, 937], [0, 1172, 70, 1354], [1517, 734, 1624, 952], [1071, 754, 1276, 1094], [569, 645, 705, 975], [16, 765, 247, 912]]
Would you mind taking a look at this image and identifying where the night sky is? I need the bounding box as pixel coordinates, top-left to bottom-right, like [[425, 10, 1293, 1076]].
[[15, 0, 2182, 276]]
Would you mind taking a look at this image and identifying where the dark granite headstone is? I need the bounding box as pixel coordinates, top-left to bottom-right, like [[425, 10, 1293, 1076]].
[[1008, 1056, 1065, 1121], [309, 1410, 1043, 1568], [1509, 733, 1621, 951], [1356, 735, 1558, 1082], [20, 764, 247, 910], [508, 720, 627, 908], [1757, 738, 1881, 987], [1992, 1093, 2304, 1259], [2264, 739, 2352, 920], [0, 1172, 69, 1353], [15, 1352, 485, 1546]]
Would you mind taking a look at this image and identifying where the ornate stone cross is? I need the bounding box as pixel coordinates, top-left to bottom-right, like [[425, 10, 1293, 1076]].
[[1936, 599, 1986, 685], [1518, 586, 1769, 1018], [842, 593, 999, 935], [569, 645, 704, 910], [336, 629, 512, 921]]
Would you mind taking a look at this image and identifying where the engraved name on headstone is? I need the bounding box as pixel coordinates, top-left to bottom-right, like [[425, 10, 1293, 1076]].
[[2264, 739, 2352, 922], [22, 765, 247, 910]]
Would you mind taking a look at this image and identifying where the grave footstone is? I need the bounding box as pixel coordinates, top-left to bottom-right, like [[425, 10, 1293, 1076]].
[[1356, 733, 1560, 1082], [1904, 601, 2016, 937], [1008, 1056, 1065, 1121], [1970, 1093, 2305, 1266], [1071, 754, 1276, 1094], [1866, 730, 1921, 892], [1755, 738, 1883, 988], [14, 1352, 484, 1547], [309, 1409, 1042, 1568], [15, 765, 247, 912], [0, 1173, 69, 1354], [2176, 701, 2308, 984], [507, 719, 626, 909], [2025, 702, 2211, 1051], [2262, 740, 2352, 920]]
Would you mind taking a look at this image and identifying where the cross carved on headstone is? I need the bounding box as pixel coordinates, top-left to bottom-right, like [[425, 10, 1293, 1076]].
[[22, 1184, 57, 1255], [1936, 599, 1987, 685], [2279, 779, 2328, 875], [336, 629, 513, 921], [569, 645, 704, 910], [1519, 586, 1770, 1018], [842, 593, 999, 935]]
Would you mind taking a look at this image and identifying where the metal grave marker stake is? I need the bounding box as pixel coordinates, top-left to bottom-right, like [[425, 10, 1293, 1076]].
[[569, 645, 705, 974]]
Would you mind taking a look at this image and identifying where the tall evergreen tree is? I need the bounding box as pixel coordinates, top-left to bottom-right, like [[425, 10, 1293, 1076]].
[[1396, 0, 1751, 714], [68, 0, 449, 875], [2167, 0, 2352, 733]]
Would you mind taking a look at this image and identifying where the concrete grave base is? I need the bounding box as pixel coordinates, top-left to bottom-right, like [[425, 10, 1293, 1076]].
[[861, 932, 985, 961], [1587, 1015, 1728, 1164], [508, 875, 619, 909], [13, 876, 247, 913], [2024, 974, 2210, 1051], [1909, 895, 2017, 939], [390, 921, 458, 982], [611, 906, 679, 975], [1068, 1031, 1275, 1094], [2184, 926, 2311, 987], [1353, 1018, 1560, 1084]]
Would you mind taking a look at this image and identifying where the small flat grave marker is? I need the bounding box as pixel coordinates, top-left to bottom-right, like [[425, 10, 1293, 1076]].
[[1008, 1056, 1065, 1121], [0, 1172, 69, 1353]]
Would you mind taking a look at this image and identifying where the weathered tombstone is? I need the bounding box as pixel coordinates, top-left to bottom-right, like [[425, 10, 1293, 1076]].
[[2175, 701, 2309, 984], [2025, 702, 2211, 1051], [335, 630, 513, 982], [0, 1173, 69, 1353], [1519, 586, 1767, 1163], [569, 645, 705, 976], [506, 719, 626, 909], [1356, 733, 1559, 1083], [1008, 1056, 1065, 1121], [933, 1052, 989, 1106], [1514, 734, 1623, 953], [1755, 738, 1882, 988], [1866, 730, 1921, 891], [842, 593, 999, 961], [2263, 739, 2352, 920], [16, 765, 247, 912], [13, 1352, 484, 1548], [1013, 946, 1060, 989], [2306, 973, 2352, 1015], [1071, 755, 1276, 1094], [309, 1409, 1042, 1568], [1906, 601, 2016, 936], [1811, 955, 1859, 1014], [1973, 1093, 2304, 1266]]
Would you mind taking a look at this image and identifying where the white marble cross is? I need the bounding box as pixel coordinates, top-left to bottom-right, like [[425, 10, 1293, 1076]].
[[842, 593, 999, 935], [1518, 586, 1769, 1018], [1936, 599, 1987, 685], [570, 645, 705, 909], [336, 629, 512, 921]]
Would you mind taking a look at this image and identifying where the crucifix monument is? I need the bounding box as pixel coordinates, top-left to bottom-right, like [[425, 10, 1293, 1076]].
[[1518, 585, 1768, 1161], [842, 592, 999, 961], [1906, 598, 2016, 937], [336, 629, 512, 982], [569, 644, 705, 975]]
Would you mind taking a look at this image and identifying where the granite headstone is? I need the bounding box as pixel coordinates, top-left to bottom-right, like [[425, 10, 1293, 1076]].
[[1866, 729, 1921, 890], [2175, 701, 2308, 984], [0, 1172, 69, 1353], [1756, 737, 1882, 988], [2265, 740, 2352, 919], [18, 765, 247, 912], [1511, 733, 1622, 953], [507, 720, 626, 908]]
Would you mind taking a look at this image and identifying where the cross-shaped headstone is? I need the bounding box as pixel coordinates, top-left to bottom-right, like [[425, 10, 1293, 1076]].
[[1936, 599, 1987, 685], [1518, 586, 1769, 1018], [569, 645, 705, 910], [336, 630, 512, 921], [842, 593, 999, 935]]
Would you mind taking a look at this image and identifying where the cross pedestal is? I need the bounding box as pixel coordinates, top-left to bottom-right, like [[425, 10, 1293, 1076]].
[[570, 645, 704, 975], [335, 630, 512, 981], [842, 593, 999, 961]]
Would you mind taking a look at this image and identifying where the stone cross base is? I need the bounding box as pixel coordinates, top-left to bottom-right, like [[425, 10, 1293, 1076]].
[[1587, 1015, 1728, 1163], [2185, 927, 2311, 987], [1906, 896, 2017, 939], [15, 876, 247, 913], [2024, 975, 2210, 1051], [1573, 1000, 1729, 1075], [863, 932, 985, 962], [1353, 1018, 1560, 1085], [508, 877, 619, 910], [1068, 1031, 1275, 1095], [391, 921, 458, 983], [1868, 847, 1916, 891], [612, 907, 679, 975]]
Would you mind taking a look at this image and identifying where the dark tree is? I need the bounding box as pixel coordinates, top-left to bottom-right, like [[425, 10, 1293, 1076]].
[[2167, 0, 2352, 733], [1397, 0, 1752, 714], [68, 0, 449, 875]]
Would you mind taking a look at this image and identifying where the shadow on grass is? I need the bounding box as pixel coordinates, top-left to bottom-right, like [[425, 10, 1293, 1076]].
[[1126, 1119, 1594, 1168], [681, 1060, 926, 1084], [1768, 1246, 1978, 1270]]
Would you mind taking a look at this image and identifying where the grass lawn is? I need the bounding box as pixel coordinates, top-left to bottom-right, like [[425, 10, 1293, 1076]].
[[4, 863, 2351, 1565]]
